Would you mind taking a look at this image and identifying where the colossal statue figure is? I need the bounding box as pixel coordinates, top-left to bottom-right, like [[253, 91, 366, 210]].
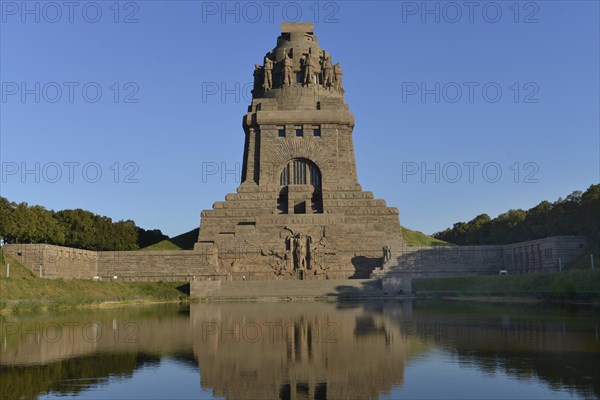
[[263, 56, 273, 90], [321, 52, 333, 89], [282, 49, 294, 87], [252, 64, 263, 96], [303, 49, 317, 86], [333, 62, 343, 92]]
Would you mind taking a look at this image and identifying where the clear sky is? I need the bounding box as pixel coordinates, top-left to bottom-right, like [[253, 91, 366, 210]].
[[1, 1, 598, 237]]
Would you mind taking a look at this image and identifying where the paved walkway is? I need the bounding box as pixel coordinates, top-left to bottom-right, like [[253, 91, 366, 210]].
[[212, 278, 386, 300]]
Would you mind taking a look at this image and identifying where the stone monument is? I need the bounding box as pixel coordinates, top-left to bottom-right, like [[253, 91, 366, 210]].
[[195, 23, 403, 280]]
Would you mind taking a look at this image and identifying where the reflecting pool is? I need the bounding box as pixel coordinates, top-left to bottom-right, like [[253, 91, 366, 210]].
[[1, 300, 598, 399]]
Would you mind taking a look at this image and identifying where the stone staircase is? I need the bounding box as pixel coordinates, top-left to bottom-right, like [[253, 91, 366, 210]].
[[375, 245, 503, 278]]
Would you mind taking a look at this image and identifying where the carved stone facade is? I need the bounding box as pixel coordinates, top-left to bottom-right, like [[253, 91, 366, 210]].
[[195, 22, 404, 280]]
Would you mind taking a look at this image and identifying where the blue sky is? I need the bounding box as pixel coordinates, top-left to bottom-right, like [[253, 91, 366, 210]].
[[1, 1, 598, 237]]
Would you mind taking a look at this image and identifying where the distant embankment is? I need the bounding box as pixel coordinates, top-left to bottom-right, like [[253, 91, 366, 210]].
[[412, 269, 600, 301]]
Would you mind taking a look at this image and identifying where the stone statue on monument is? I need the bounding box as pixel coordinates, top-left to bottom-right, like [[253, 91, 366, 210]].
[[333, 62, 343, 92], [263, 55, 273, 90], [294, 233, 308, 272], [321, 52, 333, 88], [303, 49, 317, 86], [283, 48, 294, 87], [382, 245, 392, 266], [253, 64, 263, 96]]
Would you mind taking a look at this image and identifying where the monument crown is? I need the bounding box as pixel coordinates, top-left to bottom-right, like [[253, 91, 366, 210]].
[[251, 22, 342, 100]]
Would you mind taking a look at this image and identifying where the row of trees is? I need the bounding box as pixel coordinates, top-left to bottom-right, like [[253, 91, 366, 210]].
[[0, 197, 168, 251], [434, 184, 600, 245]]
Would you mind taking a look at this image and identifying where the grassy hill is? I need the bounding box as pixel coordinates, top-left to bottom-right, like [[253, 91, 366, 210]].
[[141, 228, 199, 250], [401, 227, 450, 246], [141, 226, 447, 250]]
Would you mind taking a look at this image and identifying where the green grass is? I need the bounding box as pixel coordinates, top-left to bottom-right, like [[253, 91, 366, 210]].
[[0, 252, 189, 313], [566, 245, 599, 270], [402, 226, 450, 247], [141, 228, 199, 250], [413, 269, 600, 297]]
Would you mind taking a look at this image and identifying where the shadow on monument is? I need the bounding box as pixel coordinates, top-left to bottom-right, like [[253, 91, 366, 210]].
[[349, 256, 382, 279], [176, 283, 190, 296], [331, 244, 507, 299], [326, 279, 385, 298]]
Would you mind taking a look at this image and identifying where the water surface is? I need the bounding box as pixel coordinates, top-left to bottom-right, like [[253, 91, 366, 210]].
[[1, 300, 598, 399]]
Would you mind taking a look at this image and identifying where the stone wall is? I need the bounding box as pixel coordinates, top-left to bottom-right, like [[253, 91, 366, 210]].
[[2, 244, 223, 282], [502, 236, 588, 273], [383, 244, 503, 278], [380, 235, 589, 278], [3, 244, 98, 279], [2, 235, 588, 281], [98, 250, 223, 282]]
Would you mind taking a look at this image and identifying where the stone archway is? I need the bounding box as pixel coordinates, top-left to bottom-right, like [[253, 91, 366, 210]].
[[278, 158, 323, 214]]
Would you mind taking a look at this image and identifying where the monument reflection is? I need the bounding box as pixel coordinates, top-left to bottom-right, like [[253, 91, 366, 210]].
[[0, 301, 597, 399], [190, 302, 418, 400]]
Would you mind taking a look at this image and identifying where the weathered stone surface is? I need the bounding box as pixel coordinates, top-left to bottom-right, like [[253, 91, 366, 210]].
[[1, 244, 98, 279], [2, 236, 588, 282], [190, 280, 222, 298], [2, 244, 225, 282]]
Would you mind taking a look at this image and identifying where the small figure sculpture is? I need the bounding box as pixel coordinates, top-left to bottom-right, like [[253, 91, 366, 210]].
[[283, 49, 294, 87], [321, 52, 333, 88], [333, 63, 343, 92], [263, 56, 273, 90], [383, 245, 392, 264]]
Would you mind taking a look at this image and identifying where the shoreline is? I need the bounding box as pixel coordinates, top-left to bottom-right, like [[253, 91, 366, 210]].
[[0, 298, 190, 315], [3, 291, 599, 315]]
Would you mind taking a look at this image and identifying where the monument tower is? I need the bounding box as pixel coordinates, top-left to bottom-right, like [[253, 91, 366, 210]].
[[196, 23, 403, 279]]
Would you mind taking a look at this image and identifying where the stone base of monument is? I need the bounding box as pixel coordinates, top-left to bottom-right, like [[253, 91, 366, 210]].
[[189, 278, 413, 300], [190, 280, 222, 298]]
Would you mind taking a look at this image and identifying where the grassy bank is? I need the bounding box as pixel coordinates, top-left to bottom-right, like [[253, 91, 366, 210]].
[[0, 252, 189, 313], [413, 269, 600, 299], [141, 228, 199, 250], [401, 227, 450, 246]]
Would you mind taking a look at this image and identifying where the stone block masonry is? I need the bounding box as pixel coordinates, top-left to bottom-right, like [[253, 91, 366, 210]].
[[2, 235, 588, 282], [2, 244, 223, 282], [195, 23, 404, 281], [2, 244, 98, 279]]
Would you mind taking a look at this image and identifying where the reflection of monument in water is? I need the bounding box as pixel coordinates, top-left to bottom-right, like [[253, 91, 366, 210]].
[[195, 22, 403, 280], [190, 302, 419, 400], [0, 303, 423, 399]]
